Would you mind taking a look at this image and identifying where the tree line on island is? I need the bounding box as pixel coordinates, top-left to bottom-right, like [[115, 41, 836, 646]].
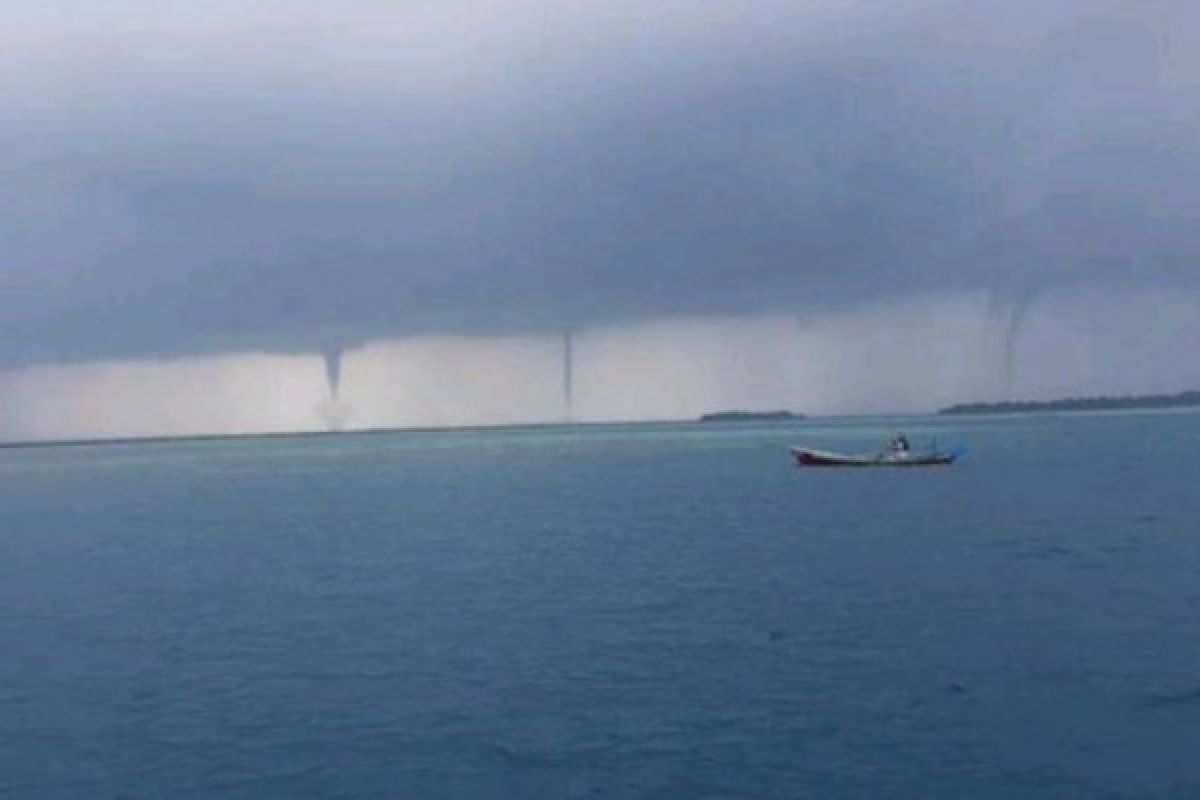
[[940, 390, 1200, 415], [700, 411, 803, 422]]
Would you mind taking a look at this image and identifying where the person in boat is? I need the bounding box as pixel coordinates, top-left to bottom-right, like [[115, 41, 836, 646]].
[[889, 434, 911, 454]]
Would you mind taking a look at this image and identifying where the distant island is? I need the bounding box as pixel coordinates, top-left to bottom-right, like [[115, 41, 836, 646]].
[[700, 410, 803, 422], [940, 390, 1200, 416]]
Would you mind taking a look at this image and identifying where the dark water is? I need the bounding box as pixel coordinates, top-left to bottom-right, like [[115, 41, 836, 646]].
[[2, 413, 1200, 799]]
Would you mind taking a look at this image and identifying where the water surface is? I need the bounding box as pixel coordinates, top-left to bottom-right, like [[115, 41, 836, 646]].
[[2, 413, 1199, 798]]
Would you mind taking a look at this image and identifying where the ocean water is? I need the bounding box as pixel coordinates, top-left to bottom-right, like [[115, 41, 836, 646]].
[[2, 412, 1199, 799]]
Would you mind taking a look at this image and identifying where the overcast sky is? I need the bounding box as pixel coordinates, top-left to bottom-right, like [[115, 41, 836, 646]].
[[2, 1, 1199, 438]]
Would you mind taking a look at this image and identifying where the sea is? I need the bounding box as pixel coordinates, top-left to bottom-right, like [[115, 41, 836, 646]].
[[2, 411, 1199, 799]]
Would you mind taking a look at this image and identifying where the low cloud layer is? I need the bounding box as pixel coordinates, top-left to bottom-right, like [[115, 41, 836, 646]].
[[3, 0, 1199, 373], [3, 287, 1198, 441]]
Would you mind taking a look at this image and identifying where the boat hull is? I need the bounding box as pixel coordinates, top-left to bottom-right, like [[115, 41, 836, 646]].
[[792, 447, 957, 468]]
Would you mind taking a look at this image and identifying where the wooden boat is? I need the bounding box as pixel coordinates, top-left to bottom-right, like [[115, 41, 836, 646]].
[[791, 446, 962, 468]]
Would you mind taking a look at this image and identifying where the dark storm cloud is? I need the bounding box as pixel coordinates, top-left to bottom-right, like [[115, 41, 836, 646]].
[[2, 0, 1198, 367]]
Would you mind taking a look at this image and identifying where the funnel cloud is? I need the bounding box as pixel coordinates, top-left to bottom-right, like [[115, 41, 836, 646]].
[[562, 331, 575, 422]]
